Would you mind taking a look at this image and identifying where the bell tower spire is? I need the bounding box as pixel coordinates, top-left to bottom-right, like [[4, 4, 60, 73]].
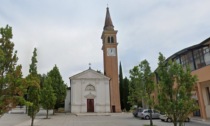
[[104, 7, 114, 30], [101, 7, 121, 113]]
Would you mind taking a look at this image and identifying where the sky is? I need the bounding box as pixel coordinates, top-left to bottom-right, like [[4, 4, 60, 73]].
[[1, 0, 210, 86]]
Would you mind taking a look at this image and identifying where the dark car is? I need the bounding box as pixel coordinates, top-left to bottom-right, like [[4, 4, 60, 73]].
[[133, 108, 143, 117]]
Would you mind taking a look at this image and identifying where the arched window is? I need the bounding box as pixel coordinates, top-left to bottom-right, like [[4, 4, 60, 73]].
[[85, 84, 95, 91], [107, 36, 111, 43], [111, 36, 114, 43]]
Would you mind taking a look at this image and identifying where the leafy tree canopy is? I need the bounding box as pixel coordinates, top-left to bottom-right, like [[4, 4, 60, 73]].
[[156, 53, 198, 126], [119, 62, 131, 111], [128, 65, 143, 107], [0, 25, 26, 116], [26, 48, 40, 126], [40, 76, 56, 118], [48, 65, 67, 109]]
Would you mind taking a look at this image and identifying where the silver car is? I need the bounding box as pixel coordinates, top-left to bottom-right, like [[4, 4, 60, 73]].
[[133, 108, 143, 117], [138, 109, 160, 119], [159, 114, 190, 122]]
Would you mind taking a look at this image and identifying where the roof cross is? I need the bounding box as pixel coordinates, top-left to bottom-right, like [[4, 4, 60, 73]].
[[89, 63, 91, 69]]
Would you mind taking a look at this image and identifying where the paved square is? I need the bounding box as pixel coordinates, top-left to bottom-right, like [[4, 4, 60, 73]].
[[0, 113, 210, 126]]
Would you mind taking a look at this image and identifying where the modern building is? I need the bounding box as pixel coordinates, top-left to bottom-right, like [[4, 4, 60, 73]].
[[65, 7, 121, 113], [158, 37, 210, 120]]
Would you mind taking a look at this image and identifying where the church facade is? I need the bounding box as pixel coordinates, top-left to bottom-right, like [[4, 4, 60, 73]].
[[69, 69, 110, 113], [65, 7, 121, 113]]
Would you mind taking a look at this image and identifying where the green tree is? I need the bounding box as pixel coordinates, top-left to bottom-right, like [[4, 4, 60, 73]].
[[27, 48, 40, 126], [156, 53, 198, 126], [119, 62, 125, 110], [40, 76, 56, 119], [0, 25, 25, 116], [27, 78, 40, 126], [123, 77, 131, 111], [39, 74, 47, 88], [139, 60, 155, 126], [48, 65, 66, 113], [128, 60, 155, 126], [119, 62, 131, 111], [128, 66, 143, 107], [29, 48, 38, 75]]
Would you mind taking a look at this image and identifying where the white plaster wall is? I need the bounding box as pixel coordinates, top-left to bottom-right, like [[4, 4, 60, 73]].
[[64, 90, 71, 112], [80, 78, 110, 113], [71, 80, 83, 113], [96, 81, 104, 104], [75, 80, 82, 105], [81, 81, 86, 113], [71, 105, 81, 113], [71, 80, 75, 106], [105, 80, 111, 112], [95, 80, 102, 112], [70, 70, 110, 113], [95, 79, 110, 112]]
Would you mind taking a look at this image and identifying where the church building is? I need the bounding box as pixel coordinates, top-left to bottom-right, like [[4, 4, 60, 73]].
[[65, 7, 121, 113]]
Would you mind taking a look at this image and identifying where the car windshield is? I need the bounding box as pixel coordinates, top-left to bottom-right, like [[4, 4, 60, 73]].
[[148, 109, 152, 113]]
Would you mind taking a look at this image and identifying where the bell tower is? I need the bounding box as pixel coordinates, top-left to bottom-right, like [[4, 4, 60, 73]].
[[101, 7, 121, 112]]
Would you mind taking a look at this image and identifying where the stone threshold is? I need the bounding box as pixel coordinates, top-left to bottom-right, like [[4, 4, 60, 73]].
[[74, 113, 111, 116]]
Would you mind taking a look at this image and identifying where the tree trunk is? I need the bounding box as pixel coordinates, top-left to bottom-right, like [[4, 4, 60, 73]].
[[179, 122, 185, 126], [31, 116, 34, 126], [173, 121, 177, 126], [53, 109, 55, 115], [149, 109, 153, 126], [150, 117, 153, 126]]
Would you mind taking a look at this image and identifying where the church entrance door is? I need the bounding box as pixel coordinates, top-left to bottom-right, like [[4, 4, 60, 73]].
[[87, 99, 94, 112]]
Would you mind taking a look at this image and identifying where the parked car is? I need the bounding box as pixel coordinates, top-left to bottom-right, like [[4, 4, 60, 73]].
[[138, 109, 160, 119], [159, 114, 190, 122], [133, 108, 143, 117]]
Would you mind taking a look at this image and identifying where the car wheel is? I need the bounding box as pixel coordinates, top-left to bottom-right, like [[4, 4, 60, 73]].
[[167, 118, 172, 122], [145, 116, 150, 120]]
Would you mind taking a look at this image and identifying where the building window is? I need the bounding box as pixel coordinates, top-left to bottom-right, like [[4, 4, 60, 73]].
[[108, 37, 111, 43], [186, 52, 195, 70], [203, 46, 210, 65], [206, 87, 210, 105], [111, 36, 114, 43], [193, 48, 206, 69], [107, 36, 114, 43], [180, 52, 195, 71], [175, 57, 181, 64]]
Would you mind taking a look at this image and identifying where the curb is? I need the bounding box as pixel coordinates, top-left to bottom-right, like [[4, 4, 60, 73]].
[[191, 118, 210, 125]]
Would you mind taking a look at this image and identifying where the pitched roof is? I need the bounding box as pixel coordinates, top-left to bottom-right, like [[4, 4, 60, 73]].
[[69, 68, 110, 80]]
